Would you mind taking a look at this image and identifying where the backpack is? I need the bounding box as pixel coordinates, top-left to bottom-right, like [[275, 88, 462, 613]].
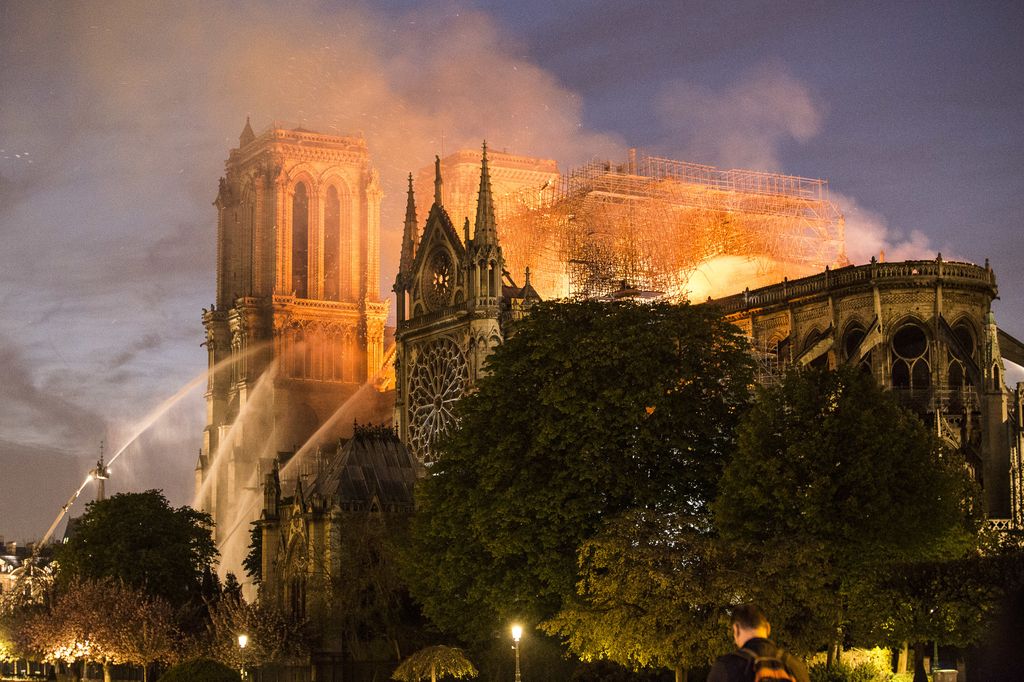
[[737, 647, 798, 682]]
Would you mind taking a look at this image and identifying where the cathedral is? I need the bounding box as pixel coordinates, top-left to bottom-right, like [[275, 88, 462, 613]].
[[391, 144, 1024, 526], [201, 120, 1023, 679]]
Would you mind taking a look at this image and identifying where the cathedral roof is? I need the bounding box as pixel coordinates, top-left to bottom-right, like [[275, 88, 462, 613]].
[[502, 282, 540, 303], [306, 425, 418, 511]]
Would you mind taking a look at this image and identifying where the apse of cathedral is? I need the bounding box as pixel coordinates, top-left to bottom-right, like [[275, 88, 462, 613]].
[[715, 259, 1024, 521]]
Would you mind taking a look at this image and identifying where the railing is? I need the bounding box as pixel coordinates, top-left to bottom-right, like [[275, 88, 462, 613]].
[[396, 304, 465, 332], [988, 518, 1018, 532], [711, 258, 996, 314], [889, 388, 935, 414]]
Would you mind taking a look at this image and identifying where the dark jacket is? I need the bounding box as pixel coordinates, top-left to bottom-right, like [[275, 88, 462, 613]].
[[706, 637, 810, 682]]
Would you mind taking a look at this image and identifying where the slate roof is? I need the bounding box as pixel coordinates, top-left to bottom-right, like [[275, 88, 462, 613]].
[[306, 425, 418, 512]]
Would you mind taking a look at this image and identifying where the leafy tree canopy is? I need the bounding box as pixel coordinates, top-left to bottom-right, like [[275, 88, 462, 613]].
[[18, 577, 178, 675], [714, 365, 983, 652], [55, 490, 217, 605], [242, 523, 261, 585], [542, 509, 733, 680], [858, 537, 1024, 650], [405, 301, 754, 644]]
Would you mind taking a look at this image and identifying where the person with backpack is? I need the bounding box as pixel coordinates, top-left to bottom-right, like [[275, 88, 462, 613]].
[[707, 604, 809, 682]]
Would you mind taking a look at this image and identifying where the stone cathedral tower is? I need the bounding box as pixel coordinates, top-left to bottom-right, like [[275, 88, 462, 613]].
[[196, 121, 388, 547]]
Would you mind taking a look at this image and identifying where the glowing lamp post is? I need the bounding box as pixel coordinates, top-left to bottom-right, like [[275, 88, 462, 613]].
[[511, 624, 523, 682], [237, 633, 249, 680]]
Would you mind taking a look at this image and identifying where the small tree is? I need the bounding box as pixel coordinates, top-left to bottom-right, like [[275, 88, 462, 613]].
[[18, 578, 179, 682], [543, 510, 733, 682], [109, 584, 180, 681], [205, 593, 308, 670], [392, 645, 477, 682]]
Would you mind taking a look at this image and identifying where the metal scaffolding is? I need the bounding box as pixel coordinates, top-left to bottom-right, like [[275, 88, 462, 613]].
[[495, 151, 846, 301]]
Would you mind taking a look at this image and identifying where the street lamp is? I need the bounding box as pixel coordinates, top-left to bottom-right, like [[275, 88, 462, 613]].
[[237, 633, 249, 681], [511, 624, 522, 682]]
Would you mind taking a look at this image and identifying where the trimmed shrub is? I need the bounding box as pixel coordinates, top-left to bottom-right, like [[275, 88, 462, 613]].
[[158, 658, 241, 682], [808, 660, 892, 682]]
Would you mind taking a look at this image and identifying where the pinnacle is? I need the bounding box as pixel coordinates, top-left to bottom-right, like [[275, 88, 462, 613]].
[[473, 141, 497, 246], [239, 116, 256, 147], [434, 155, 443, 207]]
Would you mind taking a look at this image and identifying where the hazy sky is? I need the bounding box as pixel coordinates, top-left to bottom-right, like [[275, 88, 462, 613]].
[[1, 0, 1022, 542]]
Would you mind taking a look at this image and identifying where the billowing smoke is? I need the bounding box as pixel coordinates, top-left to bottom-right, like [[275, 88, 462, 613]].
[[0, 1, 623, 540], [652, 64, 941, 267], [654, 64, 823, 171], [834, 192, 946, 265], [0, 2, 942, 541]]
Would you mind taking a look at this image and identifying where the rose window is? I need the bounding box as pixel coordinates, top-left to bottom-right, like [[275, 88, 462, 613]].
[[408, 337, 468, 464]]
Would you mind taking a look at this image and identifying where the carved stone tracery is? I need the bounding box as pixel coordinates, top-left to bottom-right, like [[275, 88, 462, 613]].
[[407, 337, 469, 463]]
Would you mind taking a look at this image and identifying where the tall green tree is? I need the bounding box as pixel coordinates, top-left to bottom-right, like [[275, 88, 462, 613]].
[[55, 490, 217, 606], [405, 301, 754, 644], [714, 366, 982, 658]]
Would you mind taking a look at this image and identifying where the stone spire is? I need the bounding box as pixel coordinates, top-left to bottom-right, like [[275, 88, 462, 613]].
[[433, 155, 444, 207], [473, 141, 498, 247], [239, 117, 255, 147], [398, 173, 417, 286]]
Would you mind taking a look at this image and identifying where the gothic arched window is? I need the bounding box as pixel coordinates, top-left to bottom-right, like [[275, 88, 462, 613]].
[[324, 186, 341, 301], [802, 328, 828, 369], [239, 183, 256, 296], [891, 322, 930, 391], [842, 323, 872, 373], [292, 182, 309, 298], [948, 320, 975, 396]]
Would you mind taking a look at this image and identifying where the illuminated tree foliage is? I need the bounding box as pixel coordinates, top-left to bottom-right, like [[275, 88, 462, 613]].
[[542, 509, 734, 682], [204, 592, 309, 669], [19, 577, 178, 681], [714, 366, 982, 658], [856, 538, 1024, 655], [55, 490, 217, 606], [0, 615, 18, 663], [405, 300, 754, 644], [392, 644, 478, 682]]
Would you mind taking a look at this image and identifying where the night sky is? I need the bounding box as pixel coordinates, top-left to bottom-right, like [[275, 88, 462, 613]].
[[1, 1, 1021, 542]]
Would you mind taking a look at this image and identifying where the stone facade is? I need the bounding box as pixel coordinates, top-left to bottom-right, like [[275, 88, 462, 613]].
[[712, 257, 1024, 521], [394, 146, 539, 464], [257, 425, 417, 678], [196, 122, 389, 548]]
